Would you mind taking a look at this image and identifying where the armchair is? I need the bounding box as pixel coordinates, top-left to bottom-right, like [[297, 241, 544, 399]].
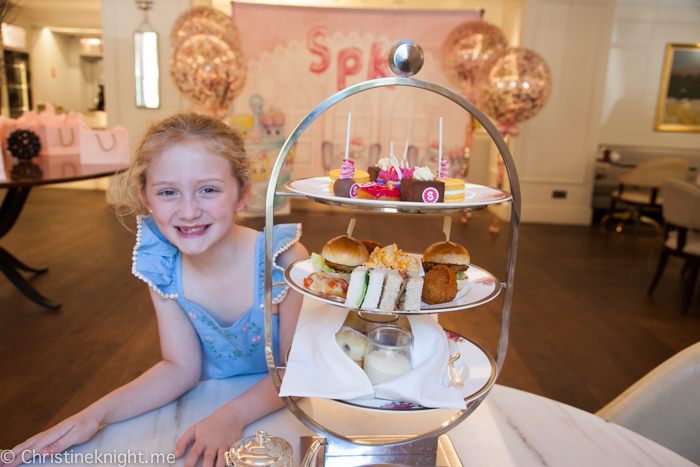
[[648, 178, 700, 313], [596, 341, 700, 464], [602, 158, 689, 233]]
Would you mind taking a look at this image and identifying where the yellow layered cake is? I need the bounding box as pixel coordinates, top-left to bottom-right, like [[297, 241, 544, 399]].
[[438, 178, 466, 202]]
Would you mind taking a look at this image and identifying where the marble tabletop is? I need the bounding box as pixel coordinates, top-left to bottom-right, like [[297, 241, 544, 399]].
[[18, 374, 696, 467]]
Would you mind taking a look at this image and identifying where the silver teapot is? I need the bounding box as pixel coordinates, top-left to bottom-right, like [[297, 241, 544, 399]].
[[225, 431, 293, 467]]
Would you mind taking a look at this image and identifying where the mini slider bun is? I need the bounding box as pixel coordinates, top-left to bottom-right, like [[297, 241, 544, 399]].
[[422, 241, 470, 290], [306, 236, 369, 297], [423, 241, 470, 266], [322, 235, 370, 273]]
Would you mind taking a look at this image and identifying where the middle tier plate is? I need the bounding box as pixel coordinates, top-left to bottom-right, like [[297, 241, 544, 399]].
[[284, 256, 502, 314]]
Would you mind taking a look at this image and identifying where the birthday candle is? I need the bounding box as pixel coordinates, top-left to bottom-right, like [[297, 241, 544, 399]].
[[403, 140, 409, 168], [389, 141, 402, 180], [438, 117, 443, 177], [344, 113, 352, 160]]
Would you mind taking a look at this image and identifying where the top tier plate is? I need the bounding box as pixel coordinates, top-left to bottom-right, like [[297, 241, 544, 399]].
[[283, 177, 512, 214]]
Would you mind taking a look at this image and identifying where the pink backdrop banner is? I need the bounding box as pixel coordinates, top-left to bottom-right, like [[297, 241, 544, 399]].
[[231, 3, 481, 214]]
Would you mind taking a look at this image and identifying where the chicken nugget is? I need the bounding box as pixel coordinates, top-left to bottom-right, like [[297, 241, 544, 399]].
[[421, 264, 458, 305]]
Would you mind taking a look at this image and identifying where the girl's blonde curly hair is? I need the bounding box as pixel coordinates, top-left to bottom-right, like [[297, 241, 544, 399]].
[[113, 112, 251, 222]]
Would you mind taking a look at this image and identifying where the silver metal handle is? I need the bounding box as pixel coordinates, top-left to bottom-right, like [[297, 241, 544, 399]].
[[301, 439, 327, 467]]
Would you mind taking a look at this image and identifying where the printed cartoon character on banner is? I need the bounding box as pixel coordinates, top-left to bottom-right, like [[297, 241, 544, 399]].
[[230, 94, 293, 215]]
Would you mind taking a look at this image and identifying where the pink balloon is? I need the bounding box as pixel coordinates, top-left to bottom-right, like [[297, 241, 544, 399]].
[[441, 21, 508, 97], [169, 7, 247, 115], [170, 7, 238, 51], [475, 47, 552, 124]]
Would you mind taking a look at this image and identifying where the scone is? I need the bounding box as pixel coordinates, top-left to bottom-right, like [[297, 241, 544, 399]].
[[335, 326, 369, 368]]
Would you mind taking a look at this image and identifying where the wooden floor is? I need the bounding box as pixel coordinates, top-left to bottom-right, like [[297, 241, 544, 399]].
[[2, 188, 700, 448]]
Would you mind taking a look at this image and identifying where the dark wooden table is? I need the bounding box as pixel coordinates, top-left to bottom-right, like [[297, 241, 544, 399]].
[[0, 155, 127, 309]]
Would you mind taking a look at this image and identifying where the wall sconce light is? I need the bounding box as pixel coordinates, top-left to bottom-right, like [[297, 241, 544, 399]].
[[135, 1, 159, 108]]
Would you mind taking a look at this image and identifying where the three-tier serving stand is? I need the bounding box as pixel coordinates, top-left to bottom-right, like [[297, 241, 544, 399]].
[[262, 41, 520, 467]]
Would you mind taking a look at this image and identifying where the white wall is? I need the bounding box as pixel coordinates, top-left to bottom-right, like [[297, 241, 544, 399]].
[[101, 0, 191, 152], [27, 27, 83, 112], [510, 0, 617, 224], [599, 0, 700, 148]]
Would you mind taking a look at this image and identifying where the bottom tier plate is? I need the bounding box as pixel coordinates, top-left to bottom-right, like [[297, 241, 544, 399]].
[[331, 330, 497, 413]]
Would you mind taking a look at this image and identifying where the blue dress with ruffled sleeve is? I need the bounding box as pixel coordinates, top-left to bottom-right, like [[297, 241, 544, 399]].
[[132, 216, 302, 380]]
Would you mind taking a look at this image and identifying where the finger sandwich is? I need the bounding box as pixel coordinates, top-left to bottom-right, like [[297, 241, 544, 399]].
[[345, 267, 424, 313], [360, 268, 388, 310]]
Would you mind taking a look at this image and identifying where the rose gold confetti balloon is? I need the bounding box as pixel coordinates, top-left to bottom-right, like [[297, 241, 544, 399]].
[[170, 7, 238, 51], [475, 47, 552, 124], [441, 21, 508, 97], [170, 7, 247, 115]]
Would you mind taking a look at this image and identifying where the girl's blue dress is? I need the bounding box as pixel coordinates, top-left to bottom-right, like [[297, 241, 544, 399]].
[[131, 215, 302, 380]]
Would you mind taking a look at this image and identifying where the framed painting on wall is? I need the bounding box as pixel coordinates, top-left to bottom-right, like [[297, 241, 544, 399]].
[[655, 43, 700, 132]]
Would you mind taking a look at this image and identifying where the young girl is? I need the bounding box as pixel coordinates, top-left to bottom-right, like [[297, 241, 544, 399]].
[[3, 113, 307, 467]]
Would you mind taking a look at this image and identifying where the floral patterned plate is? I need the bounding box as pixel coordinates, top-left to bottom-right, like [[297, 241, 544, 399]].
[[334, 330, 497, 412]]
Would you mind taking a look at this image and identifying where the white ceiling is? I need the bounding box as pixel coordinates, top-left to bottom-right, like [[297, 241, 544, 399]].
[[9, 0, 233, 31], [7, 0, 486, 32], [10, 0, 102, 30]]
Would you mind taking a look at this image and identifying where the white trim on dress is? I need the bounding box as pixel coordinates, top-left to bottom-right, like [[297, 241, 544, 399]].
[[271, 223, 302, 304], [132, 218, 302, 305], [131, 215, 179, 300]]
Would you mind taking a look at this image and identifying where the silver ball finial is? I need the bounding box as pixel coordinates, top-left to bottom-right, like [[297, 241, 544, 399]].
[[388, 40, 424, 77]]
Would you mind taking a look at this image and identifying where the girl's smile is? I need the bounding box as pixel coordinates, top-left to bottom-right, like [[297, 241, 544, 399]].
[[176, 224, 210, 237]]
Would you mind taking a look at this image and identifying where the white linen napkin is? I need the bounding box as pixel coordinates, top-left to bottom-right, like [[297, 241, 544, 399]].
[[280, 297, 467, 410], [280, 298, 375, 400]]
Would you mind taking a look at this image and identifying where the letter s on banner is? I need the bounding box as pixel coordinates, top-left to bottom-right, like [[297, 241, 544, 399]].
[[337, 47, 363, 91], [306, 26, 330, 74]]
